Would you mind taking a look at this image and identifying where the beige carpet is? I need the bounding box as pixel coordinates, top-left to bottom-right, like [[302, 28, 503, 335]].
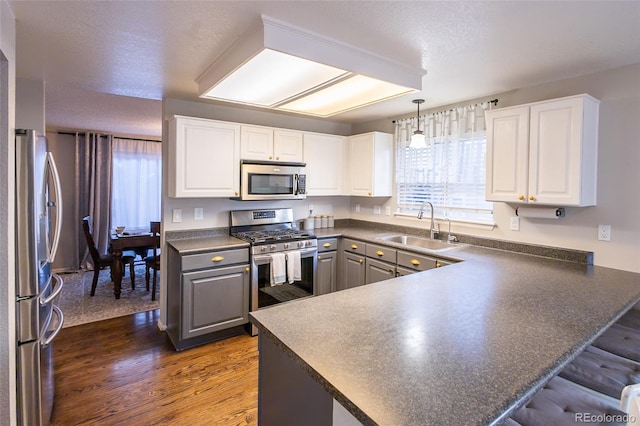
[[56, 265, 160, 328]]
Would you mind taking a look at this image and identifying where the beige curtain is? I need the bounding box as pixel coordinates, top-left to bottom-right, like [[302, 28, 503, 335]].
[[75, 132, 113, 269]]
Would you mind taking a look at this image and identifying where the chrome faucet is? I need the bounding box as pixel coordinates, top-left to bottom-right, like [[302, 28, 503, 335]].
[[417, 201, 438, 239], [441, 218, 458, 244]]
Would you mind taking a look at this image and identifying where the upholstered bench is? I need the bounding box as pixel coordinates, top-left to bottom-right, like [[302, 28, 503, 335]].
[[593, 323, 640, 363], [507, 376, 626, 425], [559, 345, 640, 399], [617, 307, 640, 330]]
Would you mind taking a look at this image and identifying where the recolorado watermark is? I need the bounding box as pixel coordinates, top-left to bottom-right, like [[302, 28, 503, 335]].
[[575, 413, 636, 423]]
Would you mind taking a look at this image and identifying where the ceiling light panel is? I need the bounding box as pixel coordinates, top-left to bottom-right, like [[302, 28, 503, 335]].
[[201, 49, 348, 106], [197, 15, 425, 117], [278, 74, 416, 117]]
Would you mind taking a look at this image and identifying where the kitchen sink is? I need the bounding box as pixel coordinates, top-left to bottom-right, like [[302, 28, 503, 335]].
[[375, 234, 464, 252]]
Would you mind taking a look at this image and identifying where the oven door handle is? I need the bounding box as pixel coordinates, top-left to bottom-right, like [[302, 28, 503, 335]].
[[253, 248, 317, 262]]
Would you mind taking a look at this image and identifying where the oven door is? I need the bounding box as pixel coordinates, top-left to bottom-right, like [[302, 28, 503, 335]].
[[252, 248, 317, 312]]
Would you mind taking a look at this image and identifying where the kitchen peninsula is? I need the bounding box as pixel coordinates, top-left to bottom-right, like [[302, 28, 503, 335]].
[[250, 231, 640, 425]]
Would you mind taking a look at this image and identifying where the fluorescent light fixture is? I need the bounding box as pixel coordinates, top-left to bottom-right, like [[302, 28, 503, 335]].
[[197, 15, 425, 117]]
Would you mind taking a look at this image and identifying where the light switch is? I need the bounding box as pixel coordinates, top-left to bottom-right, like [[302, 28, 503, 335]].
[[194, 207, 204, 221], [355, 204, 360, 213], [510, 216, 520, 231], [373, 206, 381, 215], [172, 209, 182, 223]]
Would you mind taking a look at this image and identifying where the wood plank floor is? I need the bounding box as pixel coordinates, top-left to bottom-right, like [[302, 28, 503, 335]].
[[51, 310, 258, 425]]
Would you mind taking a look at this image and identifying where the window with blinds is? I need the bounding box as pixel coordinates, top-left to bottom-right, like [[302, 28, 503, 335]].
[[395, 106, 494, 224]]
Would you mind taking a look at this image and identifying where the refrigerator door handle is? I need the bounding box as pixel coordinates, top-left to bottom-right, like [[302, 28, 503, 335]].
[[46, 152, 63, 263], [40, 274, 64, 306], [41, 305, 64, 348]]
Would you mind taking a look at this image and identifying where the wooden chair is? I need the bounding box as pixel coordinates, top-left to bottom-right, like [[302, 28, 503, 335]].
[[82, 216, 136, 296], [145, 221, 161, 301]]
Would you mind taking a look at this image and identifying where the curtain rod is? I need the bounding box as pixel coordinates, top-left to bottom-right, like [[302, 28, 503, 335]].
[[392, 98, 498, 123], [57, 131, 160, 143]]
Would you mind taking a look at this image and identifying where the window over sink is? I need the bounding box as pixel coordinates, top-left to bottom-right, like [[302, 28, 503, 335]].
[[395, 103, 494, 224]]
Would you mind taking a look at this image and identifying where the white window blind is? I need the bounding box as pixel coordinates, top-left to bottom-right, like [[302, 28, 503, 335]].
[[396, 103, 494, 223]]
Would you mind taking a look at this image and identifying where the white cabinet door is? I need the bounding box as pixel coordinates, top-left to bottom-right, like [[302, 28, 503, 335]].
[[348, 132, 393, 197], [274, 130, 303, 162], [529, 96, 598, 206], [168, 116, 240, 198], [240, 125, 273, 160], [485, 94, 599, 206], [303, 132, 346, 196], [485, 106, 530, 203]]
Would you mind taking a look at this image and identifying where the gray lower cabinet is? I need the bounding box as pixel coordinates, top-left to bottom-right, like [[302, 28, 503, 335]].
[[317, 237, 338, 295], [339, 238, 367, 290], [366, 257, 396, 283], [167, 245, 250, 350]]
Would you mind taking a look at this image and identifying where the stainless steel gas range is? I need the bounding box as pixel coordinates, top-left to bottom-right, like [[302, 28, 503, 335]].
[[230, 208, 317, 335]]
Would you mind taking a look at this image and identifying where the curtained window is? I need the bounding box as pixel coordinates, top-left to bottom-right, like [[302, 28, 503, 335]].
[[111, 138, 161, 232], [395, 103, 494, 224]]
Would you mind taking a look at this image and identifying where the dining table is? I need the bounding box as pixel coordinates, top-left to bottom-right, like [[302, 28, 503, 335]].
[[110, 232, 159, 299]]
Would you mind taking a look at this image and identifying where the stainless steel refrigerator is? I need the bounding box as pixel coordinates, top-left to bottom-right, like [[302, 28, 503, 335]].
[[15, 129, 65, 425]]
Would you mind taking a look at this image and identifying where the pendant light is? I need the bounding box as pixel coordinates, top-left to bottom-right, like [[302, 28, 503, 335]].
[[409, 99, 427, 149]]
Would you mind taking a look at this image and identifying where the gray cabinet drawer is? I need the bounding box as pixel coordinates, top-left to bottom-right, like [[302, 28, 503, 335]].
[[318, 238, 338, 252], [343, 238, 366, 255], [366, 243, 397, 264], [182, 248, 249, 271], [396, 250, 438, 272]]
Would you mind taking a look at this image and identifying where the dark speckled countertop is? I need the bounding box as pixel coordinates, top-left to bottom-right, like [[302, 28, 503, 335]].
[[250, 226, 640, 425]]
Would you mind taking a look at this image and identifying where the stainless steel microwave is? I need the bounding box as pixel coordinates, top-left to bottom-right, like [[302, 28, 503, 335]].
[[238, 160, 307, 201]]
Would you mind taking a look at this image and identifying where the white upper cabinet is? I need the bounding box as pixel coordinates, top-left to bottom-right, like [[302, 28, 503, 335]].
[[303, 132, 346, 196], [168, 116, 240, 198], [347, 132, 393, 197], [240, 125, 303, 162], [485, 94, 599, 206]]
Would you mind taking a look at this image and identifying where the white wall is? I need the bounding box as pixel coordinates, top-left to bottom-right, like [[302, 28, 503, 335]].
[[16, 78, 44, 134], [0, 0, 16, 423], [351, 63, 640, 273]]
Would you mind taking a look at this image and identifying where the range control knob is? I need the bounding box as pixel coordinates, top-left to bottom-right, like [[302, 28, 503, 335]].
[[270, 245, 276, 251], [284, 243, 290, 249], [297, 241, 304, 248], [260, 246, 267, 252]]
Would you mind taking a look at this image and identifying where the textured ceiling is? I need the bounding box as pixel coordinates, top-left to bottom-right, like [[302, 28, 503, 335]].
[[9, 0, 640, 137]]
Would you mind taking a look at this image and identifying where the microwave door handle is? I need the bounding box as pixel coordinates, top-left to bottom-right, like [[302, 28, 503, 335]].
[[293, 174, 299, 195]]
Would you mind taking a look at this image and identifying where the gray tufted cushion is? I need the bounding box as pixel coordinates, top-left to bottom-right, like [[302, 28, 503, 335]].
[[509, 377, 626, 426], [593, 323, 640, 362], [559, 345, 640, 398], [617, 307, 640, 330]]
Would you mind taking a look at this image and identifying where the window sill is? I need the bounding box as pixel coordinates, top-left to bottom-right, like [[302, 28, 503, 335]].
[[393, 212, 496, 231]]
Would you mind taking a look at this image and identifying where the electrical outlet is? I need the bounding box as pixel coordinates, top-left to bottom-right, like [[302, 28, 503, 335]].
[[373, 205, 381, 215], [510, 216, 520, 231], [194, 207, 204, 220], [308, 204, 314, 213], [385, 206, 392, 216], [172, 209, 182, 223], [355, 204, 360, 213], [598, 225, 611, 241]]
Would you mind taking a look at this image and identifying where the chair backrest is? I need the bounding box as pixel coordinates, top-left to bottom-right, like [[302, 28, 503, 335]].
[[82, 216, 102, 265], [150, 221, 161, 257]]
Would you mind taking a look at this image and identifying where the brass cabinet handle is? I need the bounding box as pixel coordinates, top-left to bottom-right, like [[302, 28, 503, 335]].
[[529, 195, 535, 201], [235, 191, 239, 196], [368, 192, 372, 196], [410, 259, 420, 266], [318, 256, 322, 260], [211, 256, 224, 262], [376, 250, 384, 256], [245, 267, 249, 272], [351, 244, 358, 250], [358, 259, 364, 264], [518, 195, 525, 201], [276, 156, 280, 160], [323, 243, 331, 248], [435, 261, 442, 268], [269, 156, 273, 159]]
